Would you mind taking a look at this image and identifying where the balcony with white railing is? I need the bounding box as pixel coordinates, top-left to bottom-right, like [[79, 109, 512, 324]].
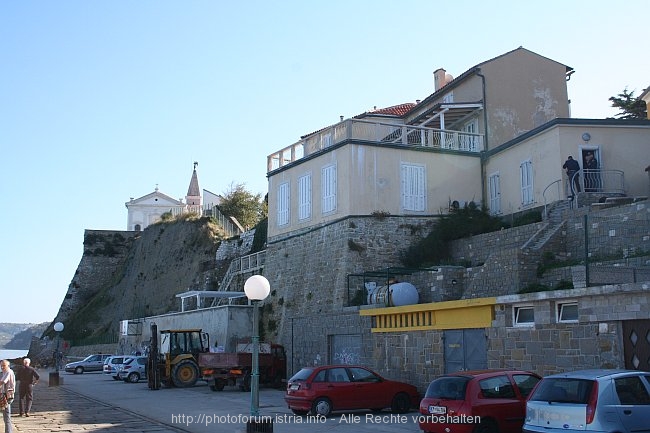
[[267, 118, 484, 172]]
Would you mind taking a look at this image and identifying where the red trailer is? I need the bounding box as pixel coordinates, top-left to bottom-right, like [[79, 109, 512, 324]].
[[199, 343, 286, 391]]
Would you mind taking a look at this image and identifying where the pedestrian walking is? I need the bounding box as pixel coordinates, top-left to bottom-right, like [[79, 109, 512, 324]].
[[0, 359, 15, 433], [17, 358, 39, 417]]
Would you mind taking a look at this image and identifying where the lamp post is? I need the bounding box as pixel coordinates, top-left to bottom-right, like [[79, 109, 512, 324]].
[[244, 275, 270, 428], [53, 322, 64, 370], [50, 322, 64, 386]]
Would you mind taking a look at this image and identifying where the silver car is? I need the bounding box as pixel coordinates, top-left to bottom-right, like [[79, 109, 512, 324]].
[[524, 369, 650, 433], [64, 354, 113, 374], [118, 356, 148, 383]]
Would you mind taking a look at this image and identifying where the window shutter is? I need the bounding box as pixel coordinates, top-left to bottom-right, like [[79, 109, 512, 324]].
[[277, 183, 290, 226], [401, 164, 426, 211], [298, 174, 312, 220], [322, 165, 337, 213]]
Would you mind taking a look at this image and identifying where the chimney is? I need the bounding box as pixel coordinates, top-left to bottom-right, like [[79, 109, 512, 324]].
[[434, 68, 447, 91]]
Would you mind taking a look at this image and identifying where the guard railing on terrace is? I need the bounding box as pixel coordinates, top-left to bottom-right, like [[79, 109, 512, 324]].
[[267, 118, 484, 171], [170, 204, 242, 238]]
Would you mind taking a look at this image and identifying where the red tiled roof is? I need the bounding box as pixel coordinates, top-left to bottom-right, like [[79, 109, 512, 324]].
[[355, 103, 416, 118], [301, 102, 418, 139]]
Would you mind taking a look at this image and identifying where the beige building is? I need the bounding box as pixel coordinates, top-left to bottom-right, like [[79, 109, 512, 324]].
[[266, 47, 650, 239]]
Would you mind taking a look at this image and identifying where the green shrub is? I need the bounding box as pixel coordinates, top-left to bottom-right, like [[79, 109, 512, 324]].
[[554, 280, 574, 291], [518, 283, 551, 294], [400, 203, 508, 267], [511, 211, 542, 227]]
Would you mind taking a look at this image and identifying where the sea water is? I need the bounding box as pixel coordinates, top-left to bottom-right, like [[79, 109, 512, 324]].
[[0, 349, 29, 360]]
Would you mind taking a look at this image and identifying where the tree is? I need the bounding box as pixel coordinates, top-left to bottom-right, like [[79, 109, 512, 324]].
[[219, 183, 266, 230], [609, 88, 647, 119]]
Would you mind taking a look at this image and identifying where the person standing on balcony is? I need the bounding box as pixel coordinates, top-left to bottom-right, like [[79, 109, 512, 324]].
[[562, 156, 581, 197]]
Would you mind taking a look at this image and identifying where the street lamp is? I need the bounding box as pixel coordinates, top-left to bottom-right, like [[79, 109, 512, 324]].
[[244, 275, 270, 421], [51, 322, 64, 386], [54, 322, 64, 369]]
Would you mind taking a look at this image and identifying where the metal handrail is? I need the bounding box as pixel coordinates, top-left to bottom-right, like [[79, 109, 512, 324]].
[[542, 179, 562, 219], [267, 118, 485, 171]]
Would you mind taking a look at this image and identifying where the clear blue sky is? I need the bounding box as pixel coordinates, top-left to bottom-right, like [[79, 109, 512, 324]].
[[0, 1, 646, 324]]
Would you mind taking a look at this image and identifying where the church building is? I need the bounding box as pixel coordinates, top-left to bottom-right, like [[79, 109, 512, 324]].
[[125, 162, 221, 231]]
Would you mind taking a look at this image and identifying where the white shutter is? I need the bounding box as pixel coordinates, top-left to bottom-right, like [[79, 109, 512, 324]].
[[401, 164, 426, 211], [322, 165, 337, 213], [298, 174, 312, 220], [489, 172, 501, 214], [277, 182, 290, 226], [520, 160, 533, 205]]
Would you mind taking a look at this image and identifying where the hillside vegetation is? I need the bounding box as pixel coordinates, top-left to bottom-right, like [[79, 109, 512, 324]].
[[47, 215, 227, 345]]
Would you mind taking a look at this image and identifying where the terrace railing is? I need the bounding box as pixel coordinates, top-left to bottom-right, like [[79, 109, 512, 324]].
[[268, 118, 484, 171]]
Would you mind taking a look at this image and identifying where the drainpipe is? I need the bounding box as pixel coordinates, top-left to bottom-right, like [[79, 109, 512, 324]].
[[477, 70, 489, 209]]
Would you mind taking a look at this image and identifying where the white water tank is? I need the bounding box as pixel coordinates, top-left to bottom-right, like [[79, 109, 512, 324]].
[[366, 281, 419, 307]]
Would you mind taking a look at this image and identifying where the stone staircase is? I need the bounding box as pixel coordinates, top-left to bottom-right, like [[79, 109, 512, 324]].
[[522, 199, 570, 251]]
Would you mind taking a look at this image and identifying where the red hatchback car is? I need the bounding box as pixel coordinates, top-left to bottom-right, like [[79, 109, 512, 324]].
[[418, 369, 541, 433], [285, 365, 420, 417]]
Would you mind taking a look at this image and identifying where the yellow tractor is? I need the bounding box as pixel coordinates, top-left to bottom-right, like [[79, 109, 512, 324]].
[[148, 324, 209, 389]]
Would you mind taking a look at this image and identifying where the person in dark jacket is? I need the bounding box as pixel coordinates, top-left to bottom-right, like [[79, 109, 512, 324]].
[[16, 358, 39, 417], [562, 155, 581, 197]]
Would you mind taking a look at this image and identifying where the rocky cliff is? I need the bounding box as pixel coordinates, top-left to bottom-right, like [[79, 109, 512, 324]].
[[48, 215, 227, 345]]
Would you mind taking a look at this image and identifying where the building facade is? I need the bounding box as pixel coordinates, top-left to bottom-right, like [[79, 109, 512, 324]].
[[258, 47, 650, 385]]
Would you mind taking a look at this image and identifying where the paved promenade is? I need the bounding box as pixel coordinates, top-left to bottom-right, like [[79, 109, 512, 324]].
[[12, 381, 188, 433], [7, 370, 420, 433]]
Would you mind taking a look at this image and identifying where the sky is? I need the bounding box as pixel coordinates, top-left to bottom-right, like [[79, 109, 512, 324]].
[[0, 1, 647, 324]]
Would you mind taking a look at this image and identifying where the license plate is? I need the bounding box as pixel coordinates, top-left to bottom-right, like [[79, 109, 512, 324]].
[[428, 405, 446, 414]]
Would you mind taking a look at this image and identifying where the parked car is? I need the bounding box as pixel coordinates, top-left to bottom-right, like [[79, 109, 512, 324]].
[[64, 354, 113, 374], [523, 369, 650, 433], [118, 356, 148, 383], [418, 369, 541, 433], [285, 365, 419, 417], [103, 356, 126, 380]]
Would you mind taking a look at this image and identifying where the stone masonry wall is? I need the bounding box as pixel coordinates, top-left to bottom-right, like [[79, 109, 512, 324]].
[[565, 201, 650, 260], [488, 282, 650, 376], [449, 223, 542, 266], [264, 215, 435, 377]]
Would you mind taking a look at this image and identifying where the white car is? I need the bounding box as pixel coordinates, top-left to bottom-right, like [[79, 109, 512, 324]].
[[103, 356, 127, 380]]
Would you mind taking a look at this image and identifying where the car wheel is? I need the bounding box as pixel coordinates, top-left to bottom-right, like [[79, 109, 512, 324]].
[[112, 376, 120, 381], [127, 372, 140, 383], [312, 397, 333, 417], [473, 419, 499, 433], [390, 392, 410, 413], [74, 366, 84, 374], [291, 409, 308, 416]]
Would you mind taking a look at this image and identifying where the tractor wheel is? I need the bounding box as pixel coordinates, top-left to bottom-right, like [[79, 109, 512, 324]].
[[171, 360, 199, 388]]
